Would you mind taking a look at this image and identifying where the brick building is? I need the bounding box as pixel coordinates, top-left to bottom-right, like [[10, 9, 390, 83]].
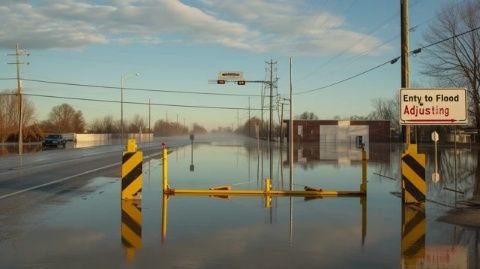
[[283, 120, 391, 144]]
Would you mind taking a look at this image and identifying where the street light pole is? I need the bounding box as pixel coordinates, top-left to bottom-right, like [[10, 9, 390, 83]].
[[121, 76, 124, 145], [120, 73, 139, 145]]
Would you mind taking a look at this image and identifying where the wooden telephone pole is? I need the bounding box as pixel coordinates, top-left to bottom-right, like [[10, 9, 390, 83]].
[[8, 43, 29, 155]]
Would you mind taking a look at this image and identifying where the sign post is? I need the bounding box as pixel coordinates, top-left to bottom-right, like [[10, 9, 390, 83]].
[[399, 88, 467, 204], [431, 131, 440, 183]]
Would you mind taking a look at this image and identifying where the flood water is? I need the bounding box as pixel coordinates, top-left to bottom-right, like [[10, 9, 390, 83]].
[[0, 136, 479, 268]]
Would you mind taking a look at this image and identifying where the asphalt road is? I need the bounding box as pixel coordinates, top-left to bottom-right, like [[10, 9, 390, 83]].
[[0, 136, 201, 201]]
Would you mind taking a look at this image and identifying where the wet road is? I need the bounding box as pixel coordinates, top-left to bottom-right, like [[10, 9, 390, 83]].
[[0, 135, 204, 200]]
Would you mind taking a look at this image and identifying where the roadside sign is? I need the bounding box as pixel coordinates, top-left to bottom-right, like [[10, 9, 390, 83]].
[[218, 71, 244, 81], [400, 88, 467, 125], [431, 131, 439, 142]]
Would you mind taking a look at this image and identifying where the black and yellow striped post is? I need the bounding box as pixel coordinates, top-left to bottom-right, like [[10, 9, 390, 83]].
[[401, 144, 426, 204], [121, 200, 142, 261], [401, 204, 425, 268], [122, 139, 143, 200]]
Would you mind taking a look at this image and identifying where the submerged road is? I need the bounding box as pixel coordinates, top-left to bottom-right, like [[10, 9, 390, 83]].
[[0, 135, 206, 201]]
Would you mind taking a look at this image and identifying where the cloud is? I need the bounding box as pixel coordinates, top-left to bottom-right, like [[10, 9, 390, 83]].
[[0, 0, 386, 55], [0, 2, 108, 49]]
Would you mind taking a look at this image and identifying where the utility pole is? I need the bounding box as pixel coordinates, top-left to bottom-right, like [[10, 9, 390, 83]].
[[148, 98, 151, 133], [268, 60, 274, 142], [401, 0, 410, 145], [261, 84, 265, 138], [265, 60, 277, 182], [7, 43, 29, 155], [237, 109, 239, 131], [280, 102, 284, 143], [289, 57, 293, 191], [248, 96, 251, 137]]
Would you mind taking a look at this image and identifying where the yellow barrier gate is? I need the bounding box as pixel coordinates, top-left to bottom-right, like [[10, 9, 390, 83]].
[[122, 139, 143, 200], [161, 144, 368, 197], [121, 200, 142, 261], [401, 144, 426, 204]]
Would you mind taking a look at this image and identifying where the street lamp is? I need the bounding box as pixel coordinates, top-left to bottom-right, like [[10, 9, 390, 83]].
[[121, 73, 140, 145]]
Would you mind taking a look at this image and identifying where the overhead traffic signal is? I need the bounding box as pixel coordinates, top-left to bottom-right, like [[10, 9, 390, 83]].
[[237, 80, 245, 85]]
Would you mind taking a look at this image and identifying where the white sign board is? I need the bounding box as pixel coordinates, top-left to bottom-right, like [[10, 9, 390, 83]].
[[218, 71, 244, 81], [431, 131, 439, 142], [400, 88, 467, 125]]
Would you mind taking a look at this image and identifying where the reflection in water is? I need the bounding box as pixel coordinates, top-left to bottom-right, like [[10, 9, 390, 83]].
[[160, 193, 367, 248], [400, 204, 473, 268], [121, 200, 142, 262], [161, 194, 168, 244], [0, 144, 42, 155], [185, 139, 478, 267], [190, 140, 194, 172], [286, 142, 390, 168], [401, 205, 426, 268]]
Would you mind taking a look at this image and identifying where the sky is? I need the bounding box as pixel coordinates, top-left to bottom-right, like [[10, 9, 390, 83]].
[[0, 0, 465, 130]]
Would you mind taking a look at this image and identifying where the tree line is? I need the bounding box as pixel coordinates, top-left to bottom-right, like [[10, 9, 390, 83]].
[[0, 90, 207, 142]]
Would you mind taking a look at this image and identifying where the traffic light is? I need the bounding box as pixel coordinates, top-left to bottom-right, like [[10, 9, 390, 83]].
[[237, 80, 246, 85], [217, 80, 226, 84]]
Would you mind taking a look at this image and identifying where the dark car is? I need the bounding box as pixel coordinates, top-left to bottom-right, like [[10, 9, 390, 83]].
[[42, 134, 67, 148]]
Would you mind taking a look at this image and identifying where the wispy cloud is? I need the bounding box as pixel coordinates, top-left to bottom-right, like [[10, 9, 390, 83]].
[[0, 0, 387, 55]]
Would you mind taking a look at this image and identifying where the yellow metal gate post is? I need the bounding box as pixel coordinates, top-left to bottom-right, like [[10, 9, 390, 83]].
[[162, 143, 169, 194], [264, 178, 272, 208], [361, 147, 367, 194]]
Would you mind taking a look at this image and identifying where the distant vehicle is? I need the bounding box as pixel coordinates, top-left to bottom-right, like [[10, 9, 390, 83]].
[[42, 134, 67, 148]]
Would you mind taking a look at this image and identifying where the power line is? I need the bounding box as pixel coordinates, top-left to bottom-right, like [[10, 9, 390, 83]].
[[296, 7, 402, 82], [294, 59, 393, 95], [0, 78, 262, 97], [0, 92, 261, 111], [295, 25, 480, 95], [295, 0, 428, 83]]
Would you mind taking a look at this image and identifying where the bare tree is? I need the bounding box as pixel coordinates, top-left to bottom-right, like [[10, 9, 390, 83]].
[[0, 90, 36, 142], [128, 114, 146, 133], [421, 0, 480, 135], [72, 110, 86, 133], [368, 94, 400, 133], [43, 103, 85, 133], [192, 123, 207, 134], [88, 115, 120, 133], [153, 119, 189, 136], [296, 111, 319, 120]]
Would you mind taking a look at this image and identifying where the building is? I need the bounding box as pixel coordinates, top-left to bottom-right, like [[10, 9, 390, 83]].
[[283, 120, 391, 144]]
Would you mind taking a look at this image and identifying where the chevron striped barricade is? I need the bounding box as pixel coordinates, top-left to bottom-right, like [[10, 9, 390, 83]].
[[122, 139, 143, 200], [401, 204, 426, 268], [401, 144, 426, 204], [121, 200, 142, 261]]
